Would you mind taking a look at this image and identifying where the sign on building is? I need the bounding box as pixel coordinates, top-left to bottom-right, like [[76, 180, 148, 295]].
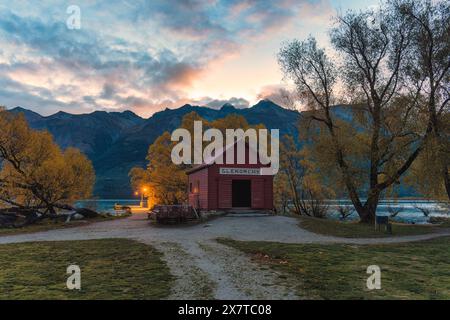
[[219, 168, 261, 175]]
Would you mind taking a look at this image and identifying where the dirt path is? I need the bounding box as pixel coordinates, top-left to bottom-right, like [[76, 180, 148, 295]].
[[1, 214, 449, 299], [145, 240, 299, 299], [150, 241, 216, 299]]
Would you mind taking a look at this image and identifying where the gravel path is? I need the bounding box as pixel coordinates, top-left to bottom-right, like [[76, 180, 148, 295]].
[[1, 214, 449, 299]]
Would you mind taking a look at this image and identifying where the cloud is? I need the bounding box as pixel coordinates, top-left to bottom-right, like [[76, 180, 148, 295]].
[[0, 0, 334, 116], [257, 84, 300, 110], [206, 97, 250, 109], [191, 97, 250, 109], [133, 0, 227, 38], [0, 10, 202, 89], [0, 76, 91, 114], [0, 9, 204, 115]]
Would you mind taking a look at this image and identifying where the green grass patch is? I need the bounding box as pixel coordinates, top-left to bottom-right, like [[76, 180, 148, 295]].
[[298, 216, 435, 238], [0, 238, 173, 299], [0, 214, 130, 237], [218, 237, 450, 299]]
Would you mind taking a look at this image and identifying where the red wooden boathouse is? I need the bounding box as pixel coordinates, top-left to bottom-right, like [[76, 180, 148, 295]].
[[187, 141, 274, 211]]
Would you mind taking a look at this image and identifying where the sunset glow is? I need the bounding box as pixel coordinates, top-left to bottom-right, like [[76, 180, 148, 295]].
[[0, 0, 378, 117]]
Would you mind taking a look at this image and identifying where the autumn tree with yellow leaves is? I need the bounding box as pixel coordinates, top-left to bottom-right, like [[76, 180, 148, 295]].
[[129, 112, 266, 206], [130, 131, 187, 205], [0, 109, 95, 216], [406, 121, 450, 201], [275, 135, 332, 217]]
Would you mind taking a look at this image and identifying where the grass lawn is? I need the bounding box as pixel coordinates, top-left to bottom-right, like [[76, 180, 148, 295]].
[[0, 214, 130, 237], [218, 237, 450, 299], [298, 216, 437, 238], [0, 238, 173, 299]]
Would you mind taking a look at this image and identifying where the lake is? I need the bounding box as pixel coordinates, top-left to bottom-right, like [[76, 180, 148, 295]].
[[75, 199, 141, 212], [325, 199, 449, 224], [75, 199, 449, 224]]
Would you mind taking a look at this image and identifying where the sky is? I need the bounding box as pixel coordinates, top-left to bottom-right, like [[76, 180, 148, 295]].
[[0, 0, 379, 117]]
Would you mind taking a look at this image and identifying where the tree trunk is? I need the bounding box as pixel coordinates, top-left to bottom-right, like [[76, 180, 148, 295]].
[[355, 190, 380, 224], [443, 163, 450, 201], [429, 118, 449, 201], [358, 208, 376, 224]]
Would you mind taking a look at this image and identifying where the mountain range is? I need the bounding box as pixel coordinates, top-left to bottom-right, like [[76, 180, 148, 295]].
[[10, 100, 301, 198]]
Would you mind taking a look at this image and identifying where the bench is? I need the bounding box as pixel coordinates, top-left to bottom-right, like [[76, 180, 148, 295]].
[[149, 205, 199, 224], [375, 215, 392, 234]]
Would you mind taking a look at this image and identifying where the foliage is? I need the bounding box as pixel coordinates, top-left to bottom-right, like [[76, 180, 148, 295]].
[[0, 109, 95, 213], [406, 125, 450, 200], [273, 172, 291, 214], [129, 112, 266, 206], [275, 135, 332, 218], [134, 132, 188, 205], [278, 0, 449, 222], [398, 0, 450, 200]]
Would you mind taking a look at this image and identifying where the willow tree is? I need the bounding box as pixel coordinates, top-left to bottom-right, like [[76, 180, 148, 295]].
[[405, 113, 449, 200], [396, 0, 450, 200], [278, 0, 447, 222], [0, 109, 95, 214]]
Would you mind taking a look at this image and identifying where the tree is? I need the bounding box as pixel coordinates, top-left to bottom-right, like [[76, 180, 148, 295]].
[[0, 109, 95, 215], [273, 172, 291, 214], [139, 131, 188, 205], [278, 1, 448, 223], [406, 130, 449, 200], [130, 112, 266, 206], [278, 136, 303, 215], [277, 135, 331, 217], [395, 0, 450, 200]]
